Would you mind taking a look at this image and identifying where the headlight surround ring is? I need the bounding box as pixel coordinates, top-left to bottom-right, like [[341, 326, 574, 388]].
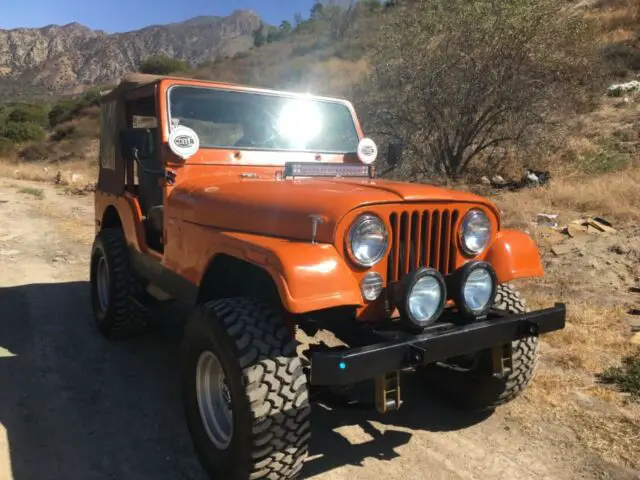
[[459, 209, 492, 256], [346, 214, 389, 267]]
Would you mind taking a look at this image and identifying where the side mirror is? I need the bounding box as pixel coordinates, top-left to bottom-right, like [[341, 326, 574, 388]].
[[386, 141, 404, 167], [119, 128, 156, 160]]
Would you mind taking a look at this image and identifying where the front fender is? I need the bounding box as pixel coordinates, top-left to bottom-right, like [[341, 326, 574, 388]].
[[210, 231, 363, 314], [484, 230, 544, 283]]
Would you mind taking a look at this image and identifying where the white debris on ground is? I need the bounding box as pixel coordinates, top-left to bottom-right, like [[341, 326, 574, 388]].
[[607, 80, 640, 98]]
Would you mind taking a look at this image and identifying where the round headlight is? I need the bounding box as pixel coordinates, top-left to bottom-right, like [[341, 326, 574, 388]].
[[460, 209, 491, 255], [401, 267, 446, 329], [347, 214, 388, 267]]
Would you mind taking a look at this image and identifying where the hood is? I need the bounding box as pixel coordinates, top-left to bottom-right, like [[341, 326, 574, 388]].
[[168, 174, 497, 243]]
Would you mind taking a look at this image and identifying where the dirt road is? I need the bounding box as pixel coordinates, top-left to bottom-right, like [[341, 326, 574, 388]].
[[0, 179, 632, 480]]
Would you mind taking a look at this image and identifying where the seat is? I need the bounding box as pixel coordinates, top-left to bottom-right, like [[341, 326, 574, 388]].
[[147, 205, 164, 233]]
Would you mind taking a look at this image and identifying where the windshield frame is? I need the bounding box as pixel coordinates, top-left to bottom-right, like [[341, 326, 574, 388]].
[[165, 84, 362, 155]]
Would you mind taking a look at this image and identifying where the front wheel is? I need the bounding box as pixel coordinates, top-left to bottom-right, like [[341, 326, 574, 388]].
[[181, 298, 311, 480], [89, 228, 150, 339], [420, 284, 539, 410]]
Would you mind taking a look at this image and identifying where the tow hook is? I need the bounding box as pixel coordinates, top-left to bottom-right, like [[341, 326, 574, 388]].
[[374, 370, 402, 414]]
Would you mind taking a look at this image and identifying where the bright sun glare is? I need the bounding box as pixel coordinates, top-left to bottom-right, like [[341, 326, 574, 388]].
[[277, 99, 323, 147]]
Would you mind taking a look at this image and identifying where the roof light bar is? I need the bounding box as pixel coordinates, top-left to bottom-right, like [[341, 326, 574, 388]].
[[283, 162, 372, 179]]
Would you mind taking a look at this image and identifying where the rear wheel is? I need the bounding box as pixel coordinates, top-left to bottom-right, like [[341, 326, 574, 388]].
[[182, 297, 311, 480], [420, 284, 539, 410], [90, 228, 150, 339]]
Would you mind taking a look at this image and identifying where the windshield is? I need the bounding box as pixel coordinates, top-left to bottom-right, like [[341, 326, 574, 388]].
[[168, 86, 360, 154]]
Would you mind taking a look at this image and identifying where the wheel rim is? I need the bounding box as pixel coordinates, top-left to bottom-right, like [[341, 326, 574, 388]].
[[196, 351, 234, 450], [96, 256, 110, 312]]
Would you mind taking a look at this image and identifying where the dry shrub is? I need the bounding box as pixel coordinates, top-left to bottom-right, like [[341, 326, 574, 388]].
[[52, 117, 99, 141], [298, 57, 369, 97], [359, 0, 603, 179]]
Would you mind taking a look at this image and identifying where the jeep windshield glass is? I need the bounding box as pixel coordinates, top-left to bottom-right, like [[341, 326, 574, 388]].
[[168, 86, 360, 154]]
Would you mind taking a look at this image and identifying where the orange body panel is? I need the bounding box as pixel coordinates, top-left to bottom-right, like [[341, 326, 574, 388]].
[[483, 230, 544, 283], [163, 226, 362, 314], [97, 76, 546, 320], [95, 192, 162, 261]]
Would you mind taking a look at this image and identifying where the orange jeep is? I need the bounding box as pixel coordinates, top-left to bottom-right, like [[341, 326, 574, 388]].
[[90, 73, 566, 480]]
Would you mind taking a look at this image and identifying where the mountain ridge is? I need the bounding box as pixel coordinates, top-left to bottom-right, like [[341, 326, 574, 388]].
[[0, 10, 263, 97]]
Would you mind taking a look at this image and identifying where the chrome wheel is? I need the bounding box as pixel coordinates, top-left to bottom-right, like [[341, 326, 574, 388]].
[[196, 351, 234, 449], [96, 256, 110, 312]]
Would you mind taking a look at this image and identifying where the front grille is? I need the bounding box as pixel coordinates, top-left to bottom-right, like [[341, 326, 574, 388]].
[[387, 208, 461, 282]]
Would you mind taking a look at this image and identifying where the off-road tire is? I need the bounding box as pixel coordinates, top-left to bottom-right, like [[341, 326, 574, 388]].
[[182, 297, 311, 480], [90, 228, 150, 339], [421, 284, 539, 410]]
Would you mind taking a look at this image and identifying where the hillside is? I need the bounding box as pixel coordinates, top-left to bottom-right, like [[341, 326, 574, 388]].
[[0, 10, 262, 98]]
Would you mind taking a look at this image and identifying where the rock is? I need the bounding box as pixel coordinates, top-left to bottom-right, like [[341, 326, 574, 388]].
[[607, 80, 640, 97], [71, 173, 83, 184], [491, 174, 507, 186], [551, 243, 579, 256], [480, 176, 491, 186]]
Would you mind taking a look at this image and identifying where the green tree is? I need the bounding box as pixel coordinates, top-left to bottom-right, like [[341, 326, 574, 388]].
[[8, 103, 49, 126], [2, 122, 45, 143], [139, 55, 190, 75], [361, 0, 382, 12], [310, 2, 324, 19], [253, 26, 266, 47], [280, 20, 292, 35], [47, 87, 105, 128], [266, 26, 282, 43]]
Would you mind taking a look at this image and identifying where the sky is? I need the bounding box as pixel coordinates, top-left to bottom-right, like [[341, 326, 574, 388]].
[[0, 0, 318, 32]]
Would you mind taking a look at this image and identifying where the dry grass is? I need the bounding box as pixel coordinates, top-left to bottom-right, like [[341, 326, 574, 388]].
[[0, 157, 97, 184], [505, 291, 640, 470], [494, 167, 640, 230]]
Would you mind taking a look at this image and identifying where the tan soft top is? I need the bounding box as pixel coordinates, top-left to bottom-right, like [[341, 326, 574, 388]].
[[101, 73, 191, 102]]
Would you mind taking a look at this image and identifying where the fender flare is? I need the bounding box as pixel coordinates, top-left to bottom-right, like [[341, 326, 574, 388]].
[[484, 229, 544, 283], [203, 231, 364, 314]]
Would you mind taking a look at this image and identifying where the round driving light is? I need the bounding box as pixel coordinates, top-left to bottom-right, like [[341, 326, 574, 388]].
[[361, 272, 384, 301], [357, 138, 378, 165], [460, 209, 491, 255], [400, 267, 447, 330], [347, 214, 388, 267], [447, 261, 497, 320], [463, 268, 494, 313]]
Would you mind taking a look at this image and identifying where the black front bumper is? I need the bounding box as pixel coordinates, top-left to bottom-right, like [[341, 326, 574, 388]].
[[309, 303, 566, 386]]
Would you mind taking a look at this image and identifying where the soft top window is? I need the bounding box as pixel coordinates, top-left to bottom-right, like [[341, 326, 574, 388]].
[[168, 86, 360, 154]]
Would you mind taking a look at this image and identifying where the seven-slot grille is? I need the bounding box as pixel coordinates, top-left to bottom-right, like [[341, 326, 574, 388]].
[[387, 209, 461, 282]]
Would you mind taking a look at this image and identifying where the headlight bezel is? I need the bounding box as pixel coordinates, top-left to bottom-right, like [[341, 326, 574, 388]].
[[459, 208, 492, 256], [346, 213, 389, 268]]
